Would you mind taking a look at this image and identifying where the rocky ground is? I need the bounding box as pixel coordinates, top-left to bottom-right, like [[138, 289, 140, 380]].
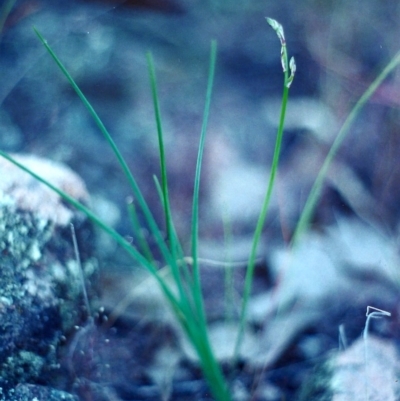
[[2, 1, 400, 400]]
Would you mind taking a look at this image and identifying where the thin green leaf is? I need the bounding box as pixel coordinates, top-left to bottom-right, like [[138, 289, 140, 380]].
[[153, 174, 192, 311], [0, 150, 182, 313], [33, 27, 175, 269], [146, 52, 174, 246], [189, 40, 231, 401], [292, 49, 400, 244], [191, 40, 217, 318]]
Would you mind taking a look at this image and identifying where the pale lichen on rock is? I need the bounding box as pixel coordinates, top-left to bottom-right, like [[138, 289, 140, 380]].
[[0, 154, 98, 400]]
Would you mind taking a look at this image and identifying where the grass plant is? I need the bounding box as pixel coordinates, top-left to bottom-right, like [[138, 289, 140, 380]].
[[2, 16, 400, 401]]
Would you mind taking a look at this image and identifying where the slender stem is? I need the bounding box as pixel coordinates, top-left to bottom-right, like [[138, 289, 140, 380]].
[[234, 19, 294, 360]]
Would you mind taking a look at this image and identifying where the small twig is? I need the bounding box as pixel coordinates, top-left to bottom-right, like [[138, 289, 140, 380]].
[[338, 324, 347, 351], [363, 306, 391, 401], [363, 306, 391, 341], [70, 223, 91, 318]]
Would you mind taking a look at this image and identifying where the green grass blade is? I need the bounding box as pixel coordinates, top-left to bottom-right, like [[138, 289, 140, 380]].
[[180, 313, 231, 401], [0, 150, 183, 313], [152, 175, 184, 258], [146, 58, 198, 319], [146, 53, 194, 313], [146, 52, 174, 246], [188, 40, 232, 401], [33, 27, 174, 268], [292, 49, 400, 245], [152, 175, 189, 277], [191, 39, 217, 320], [153, 174, 193, 310]]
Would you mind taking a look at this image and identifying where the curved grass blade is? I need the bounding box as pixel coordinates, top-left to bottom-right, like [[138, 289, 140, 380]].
[[292, 49, 400, 245], [33, 27, 175, 269], [0, 150, 182, 314]]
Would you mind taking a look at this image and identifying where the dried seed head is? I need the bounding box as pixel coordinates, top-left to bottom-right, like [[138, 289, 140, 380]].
[[266, 18, 286, 46], [287, 57, 297, 88]]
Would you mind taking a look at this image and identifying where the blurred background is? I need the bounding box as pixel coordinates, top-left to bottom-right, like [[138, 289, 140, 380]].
[[3, 1, 400, 399]]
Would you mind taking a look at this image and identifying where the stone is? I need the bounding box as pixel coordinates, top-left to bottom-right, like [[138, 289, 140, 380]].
[[0, 154, 97, 397], [4, 383, 78, 401], [299, 335, 400, 401]]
